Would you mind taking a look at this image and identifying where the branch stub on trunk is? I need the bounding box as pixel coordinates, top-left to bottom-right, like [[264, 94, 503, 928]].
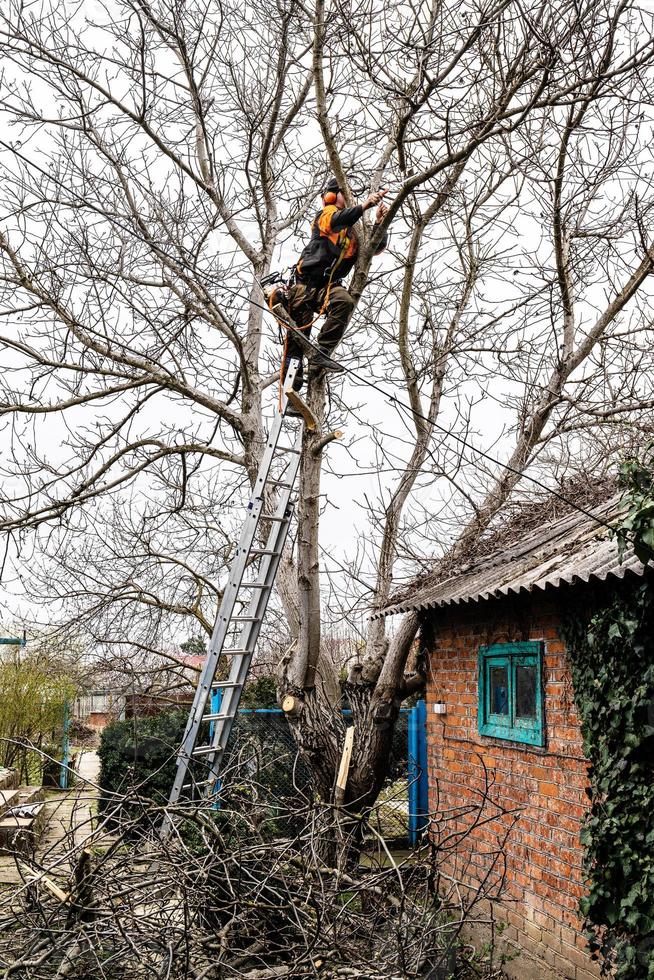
[[282, 694, 303, 717]]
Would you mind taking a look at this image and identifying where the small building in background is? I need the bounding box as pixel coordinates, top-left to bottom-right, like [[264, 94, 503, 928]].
[[74, 689, 125, 731], [381, 494, 647, 980]]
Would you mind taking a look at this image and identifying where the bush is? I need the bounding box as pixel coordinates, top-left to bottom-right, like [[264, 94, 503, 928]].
[[98, 709, 186, 822], [98, 707, 313, 832], [0, 650, 76, 783], [240, 674, 277, 709]]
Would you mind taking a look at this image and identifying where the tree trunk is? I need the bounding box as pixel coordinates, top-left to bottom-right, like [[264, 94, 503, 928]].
[[297, 375, 325, 691], [279, 372, 342, 801]]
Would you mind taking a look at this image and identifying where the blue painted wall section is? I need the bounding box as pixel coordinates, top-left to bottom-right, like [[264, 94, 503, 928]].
[[408, 699, 428, 845]]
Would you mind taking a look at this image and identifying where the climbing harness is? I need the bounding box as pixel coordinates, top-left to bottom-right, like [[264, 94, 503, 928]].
[[262, 232, 349, 409]]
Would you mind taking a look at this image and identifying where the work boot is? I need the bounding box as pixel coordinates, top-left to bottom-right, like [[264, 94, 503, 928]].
[[308, 348, 345, 378]]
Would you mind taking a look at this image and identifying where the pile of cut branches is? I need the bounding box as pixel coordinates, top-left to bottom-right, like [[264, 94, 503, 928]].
[[0, 769, 512, 979]]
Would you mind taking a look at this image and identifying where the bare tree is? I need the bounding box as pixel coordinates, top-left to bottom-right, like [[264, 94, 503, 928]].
[[1, 0, 654, 812]]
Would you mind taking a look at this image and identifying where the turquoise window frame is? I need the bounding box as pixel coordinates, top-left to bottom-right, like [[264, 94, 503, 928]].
[[478, 642, 545, 746]]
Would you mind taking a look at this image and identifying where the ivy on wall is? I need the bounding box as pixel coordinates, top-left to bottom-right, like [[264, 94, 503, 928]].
[[563, 580, 654, 979], [615, 446, 654, 564]]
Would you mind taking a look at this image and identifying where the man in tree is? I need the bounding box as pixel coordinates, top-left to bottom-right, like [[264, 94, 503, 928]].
[[281, 179, 389, 391]]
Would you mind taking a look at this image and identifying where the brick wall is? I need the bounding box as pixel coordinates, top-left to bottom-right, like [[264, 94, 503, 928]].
[[424, 592, 600, 980]]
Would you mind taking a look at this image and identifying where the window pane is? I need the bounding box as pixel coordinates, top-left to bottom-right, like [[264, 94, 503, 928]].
[[516, 664, 537, 719], [489, 666, 509, 716]]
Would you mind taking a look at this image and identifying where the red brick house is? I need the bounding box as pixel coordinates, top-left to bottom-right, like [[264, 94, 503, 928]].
[[381, 495, 647, 980]]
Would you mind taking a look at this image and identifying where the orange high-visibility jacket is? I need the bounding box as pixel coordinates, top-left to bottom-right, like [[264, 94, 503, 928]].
[[295, 204, 387, 286]]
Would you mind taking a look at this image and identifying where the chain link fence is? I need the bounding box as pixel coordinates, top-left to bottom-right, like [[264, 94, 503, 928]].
[[220, 708, 412, 844], [99, 704, 424, 846]]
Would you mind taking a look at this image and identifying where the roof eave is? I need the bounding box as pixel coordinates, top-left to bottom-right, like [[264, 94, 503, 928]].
[[373, 562, 646, 620]]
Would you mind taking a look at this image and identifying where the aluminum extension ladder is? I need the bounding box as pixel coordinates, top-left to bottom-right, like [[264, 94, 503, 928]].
[[161, 363, 304, 836]]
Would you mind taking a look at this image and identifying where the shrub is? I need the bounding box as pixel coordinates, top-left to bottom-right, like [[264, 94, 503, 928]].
[[98, 709, 186, 822], [240, 674, 277, 709], [0, 649, 76, 783], [98, 707, 312, 832]]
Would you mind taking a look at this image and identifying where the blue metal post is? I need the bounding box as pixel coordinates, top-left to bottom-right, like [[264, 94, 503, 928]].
[[408, 703, 418, 844], [417, 699, 428, 831], [408, 699, 428, 845], [210, 688, 222, 807], [59, 700, 71, 790], [209, 688, 222, 741]]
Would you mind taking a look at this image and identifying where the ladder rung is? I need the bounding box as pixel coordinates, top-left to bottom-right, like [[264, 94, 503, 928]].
[[182, 779, 213, 789], [276, 445, 300, 454], [204, 711, 231, 722], [222, 648, 249, 655], [192, 745, 222, 757], [260, 514, 288, 523], [213, 680, 242, 688], [232, 616, 259, 622], [250, 548, 276, 557], [240, 582, 270, 589]]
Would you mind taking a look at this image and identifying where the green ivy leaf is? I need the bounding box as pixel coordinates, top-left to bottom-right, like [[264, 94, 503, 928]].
[[562, 575, 654, 980]]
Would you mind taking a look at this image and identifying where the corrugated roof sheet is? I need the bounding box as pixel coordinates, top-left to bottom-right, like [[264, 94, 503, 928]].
[[376, 494, 646, 618]]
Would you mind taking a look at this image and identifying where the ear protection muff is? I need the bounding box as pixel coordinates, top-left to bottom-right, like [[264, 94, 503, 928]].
[[323, 191, 337, 204]]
